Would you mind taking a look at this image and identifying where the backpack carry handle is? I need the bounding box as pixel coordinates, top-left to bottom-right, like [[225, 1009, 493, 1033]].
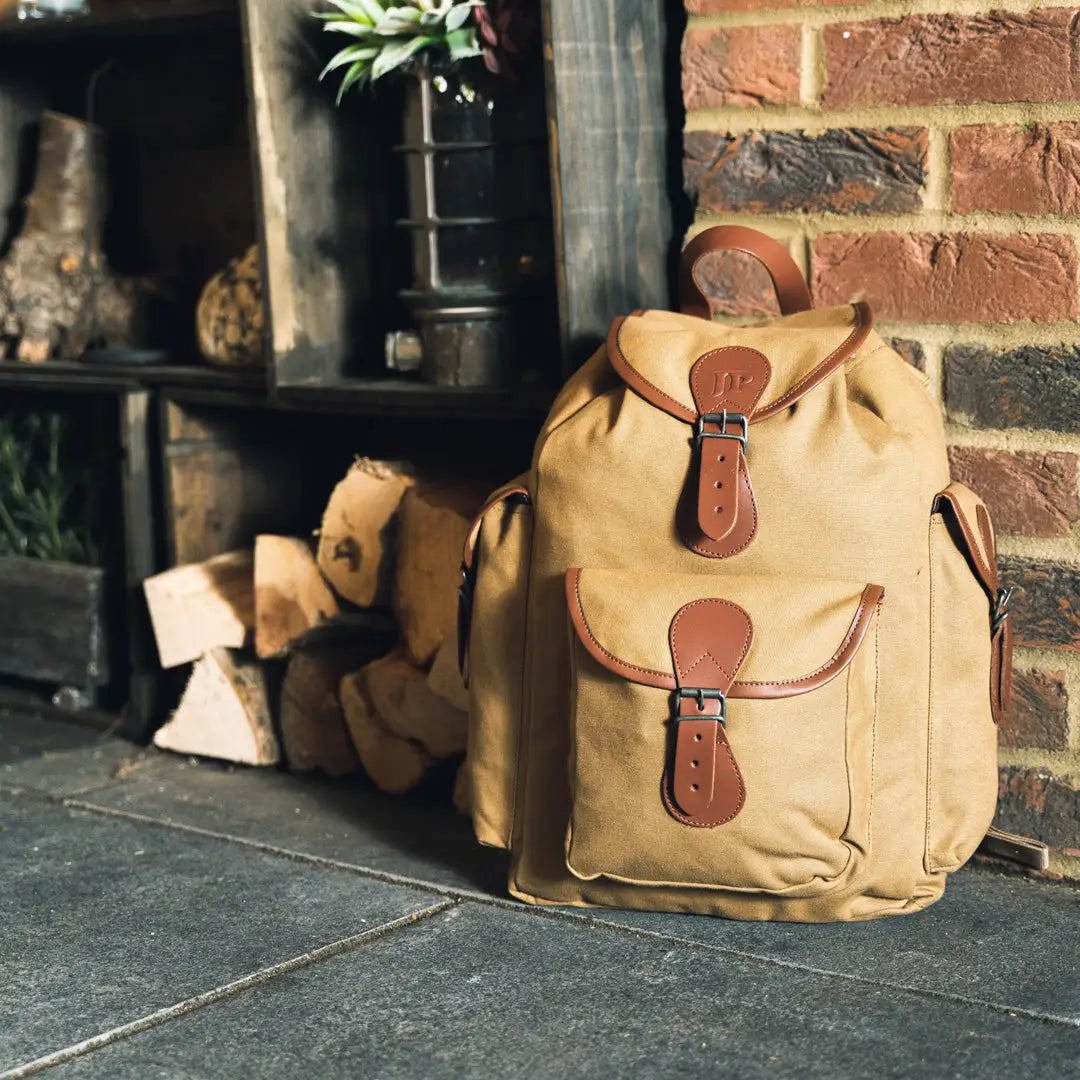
[[678, 226, 813, 319]]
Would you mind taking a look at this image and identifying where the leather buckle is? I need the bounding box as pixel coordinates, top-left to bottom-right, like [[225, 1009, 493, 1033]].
[[673, 686, 727, 725], [692, 410, 748, 452], [992, 587, 1013, 634]]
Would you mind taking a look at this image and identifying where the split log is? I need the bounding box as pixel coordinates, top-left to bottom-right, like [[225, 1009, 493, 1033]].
[[143, 550, 254, 669], [279, 648, 359, 776], [394, 482, 484, 665], [0, 112, 142, 363], [340, 671, 428, 793], [427, 634, 470, 713], [254, 534, 339, 659], [196, 245, 265, 368], [362, 651, 467, 759], [316, 458, 415, 608], [153, 647, 278, 765]]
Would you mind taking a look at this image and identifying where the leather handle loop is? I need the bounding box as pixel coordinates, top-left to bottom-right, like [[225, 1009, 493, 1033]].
[[678, 225, 813, 320]]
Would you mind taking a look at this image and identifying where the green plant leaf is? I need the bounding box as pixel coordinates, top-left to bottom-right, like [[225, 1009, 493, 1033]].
[[352, 0, 388, 24], [321, 19, 375, 37], [320, 0, 378, 24], [372, 7, 422, 34], [336, 58, 370, 102], [320, 43, 378, 81], [445, 25, 482, 60], [445, 2, 480, 32], [370, 33, 436, 80]]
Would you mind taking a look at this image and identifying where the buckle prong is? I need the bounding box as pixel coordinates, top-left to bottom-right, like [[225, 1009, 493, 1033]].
[[673, 686, 727, 725]]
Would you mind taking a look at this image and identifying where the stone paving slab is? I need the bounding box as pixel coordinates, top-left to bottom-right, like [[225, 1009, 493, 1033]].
[[78, 755, 507, 897], [585, 870, 1080, 1022], [39, 902, 1080, 1080], [0, 791, 442, 1074]]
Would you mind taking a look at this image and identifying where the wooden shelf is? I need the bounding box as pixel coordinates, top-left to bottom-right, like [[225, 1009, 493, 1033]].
[[276, 377, 555, 421], [0, 358, 266, 396], [0, 0, 237, 44]]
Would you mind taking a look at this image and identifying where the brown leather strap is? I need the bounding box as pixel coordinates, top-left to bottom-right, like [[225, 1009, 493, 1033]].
[[678, 225, 813, 320], [689, 346, 770, 544], [662, 599, 752, 828], [978, 826, 1049, 871]]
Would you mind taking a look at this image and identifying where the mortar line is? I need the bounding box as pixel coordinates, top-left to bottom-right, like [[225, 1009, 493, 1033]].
[[45, 790, 1080, 1030], [0, 902, 457, 1080]]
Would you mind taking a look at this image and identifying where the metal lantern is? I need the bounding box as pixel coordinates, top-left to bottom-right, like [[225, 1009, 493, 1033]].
[[396, 58, 555, 387]]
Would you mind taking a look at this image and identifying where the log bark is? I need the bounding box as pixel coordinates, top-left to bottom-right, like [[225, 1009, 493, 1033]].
[[339, 670, 428, 793], [280, 648, 359, 776], [0, 112, 141, 363], [254, 534, 339, 659], [362, 650, 467, 759], [394, 482, 484, 665], [196, 245, 265, 368], [316, 458, 415, 608], [143, 550, 254, 669], [153, 647, 278, 765]]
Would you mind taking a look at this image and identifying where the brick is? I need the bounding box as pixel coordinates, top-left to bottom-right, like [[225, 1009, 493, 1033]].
[[824, 9, 1080, 109], [995, 766, 1080, 848], [999, 556, 1080, 651], [693, 249, 780, 317], [682, 25, 800, 110], [687, 0, 855, 11], [952, 123, 1080, 214], [685, 128, 926, 216], [1000, 669, 1070, 751], [944, 344, 1080, 434], [811, 232, 1078, 324], [946, 447, 1080, 538], [888, 338, 925, 371]]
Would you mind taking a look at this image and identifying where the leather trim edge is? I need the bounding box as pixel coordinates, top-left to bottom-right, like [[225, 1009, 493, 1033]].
[[565, 571, 885, 700], [462, 481, 531, 571]]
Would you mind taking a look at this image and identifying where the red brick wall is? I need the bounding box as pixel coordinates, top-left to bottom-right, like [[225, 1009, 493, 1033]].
[[681, 2, 1080, 876]]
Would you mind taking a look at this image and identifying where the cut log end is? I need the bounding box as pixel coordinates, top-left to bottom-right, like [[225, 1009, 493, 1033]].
[[254, 535, 339, 659]]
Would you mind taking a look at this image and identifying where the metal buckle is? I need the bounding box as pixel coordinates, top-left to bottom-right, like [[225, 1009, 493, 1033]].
[[992, 587, 1013, 634], [672, 686, 727, 725], [692, 410, 748, 452]]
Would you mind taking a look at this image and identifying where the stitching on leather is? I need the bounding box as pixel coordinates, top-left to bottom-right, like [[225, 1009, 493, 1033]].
[[690, 346, 770, 415], [609, 316, 696, 422], [926, 517, 939, 873], [670, 597, 752, 683], [753, 302, 872, 421], [867, 612, 879, 841], [940, 491, 995, 588], [661, 733, 746, 828], [680, 650, 726, 678], [733, 585, 881, 690], [572, 571, 673, 684], [689, 458, 759, 559]]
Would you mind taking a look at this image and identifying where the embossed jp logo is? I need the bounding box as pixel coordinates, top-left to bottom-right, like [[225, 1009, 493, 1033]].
[[712, 371, 756, 396]]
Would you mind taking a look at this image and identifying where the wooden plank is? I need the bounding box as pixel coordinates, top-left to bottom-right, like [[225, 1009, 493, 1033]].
[[0, 71, 43, 251], [0, 556, 109, 686], [542, 0, 673, 367], [240, 0, 390, 386]]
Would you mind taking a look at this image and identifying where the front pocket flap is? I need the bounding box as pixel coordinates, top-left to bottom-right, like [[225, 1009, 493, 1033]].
[[566, 568, 883, 699]]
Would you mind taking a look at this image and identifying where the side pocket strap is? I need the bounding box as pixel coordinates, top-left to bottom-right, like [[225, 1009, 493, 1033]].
[[978, 826, 1050, 872]]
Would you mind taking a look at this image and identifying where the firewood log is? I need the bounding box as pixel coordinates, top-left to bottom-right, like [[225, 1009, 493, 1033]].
[[279, 648, 359, 776], [153, 647, 278, 765], [339, 671, 428, 793], [254, 535, 339, 659], [0, 112, 142, 363], [394, 482, 485, 665], [143, 550, 254, 669], [316, 458, 415, 608], [362, 651, 467, 759]]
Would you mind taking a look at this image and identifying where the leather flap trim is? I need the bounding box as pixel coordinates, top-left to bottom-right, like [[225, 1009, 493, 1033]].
[[606, 301, 873, 427], [933, 482, 999, 597], [462, 477, 531, 572], [566, 569, 883, 700]]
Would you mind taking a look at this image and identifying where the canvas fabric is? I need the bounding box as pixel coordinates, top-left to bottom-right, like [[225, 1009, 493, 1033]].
[[461, 263, 1006, 922]]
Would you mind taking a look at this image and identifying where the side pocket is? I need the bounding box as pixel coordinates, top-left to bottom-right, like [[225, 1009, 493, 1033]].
[[461, 478, 532, 850], [925, 483, 1004, 873]]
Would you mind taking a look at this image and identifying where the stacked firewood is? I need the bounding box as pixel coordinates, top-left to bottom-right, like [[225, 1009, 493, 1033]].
[[142, 458, 483, 807]]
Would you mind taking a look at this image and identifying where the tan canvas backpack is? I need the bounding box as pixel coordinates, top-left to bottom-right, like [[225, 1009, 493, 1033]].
[[459, 225, 1048, 922]]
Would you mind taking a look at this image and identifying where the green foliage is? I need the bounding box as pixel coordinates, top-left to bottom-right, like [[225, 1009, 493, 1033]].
[[315, 0, 484, 102], [0, 411, 99, 565]]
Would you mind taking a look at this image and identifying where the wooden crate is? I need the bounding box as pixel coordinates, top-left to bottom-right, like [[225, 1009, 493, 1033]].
[[0, 556, 109, 687]]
